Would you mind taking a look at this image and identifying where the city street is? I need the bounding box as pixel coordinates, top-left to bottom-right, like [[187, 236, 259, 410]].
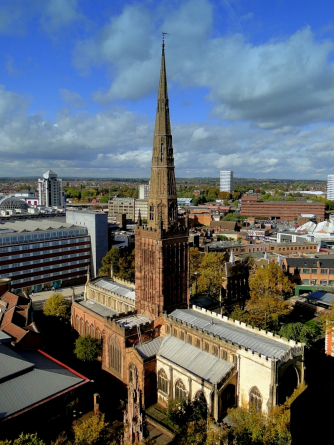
[[31, 285, 85, 311]]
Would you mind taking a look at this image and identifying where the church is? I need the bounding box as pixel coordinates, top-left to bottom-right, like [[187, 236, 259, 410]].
[[72, 40, 304, 422]]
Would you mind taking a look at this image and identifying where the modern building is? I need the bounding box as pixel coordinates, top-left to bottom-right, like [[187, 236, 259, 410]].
[[108, 198, 136, 222], [220, 171, 233, 193], [327, 175, 334, 200], [240, 198, 325, 220], [0, 220, 90, 293], [66, 210, 108, 278], [71, 40, 303, 423], [283, 256, 334, 286], [38, 170, 65, 209], [134, 199, 148, 222], [139, 184, 150, 200]]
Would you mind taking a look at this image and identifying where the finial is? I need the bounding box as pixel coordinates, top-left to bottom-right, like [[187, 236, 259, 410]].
[[162, 32, 170, 51]]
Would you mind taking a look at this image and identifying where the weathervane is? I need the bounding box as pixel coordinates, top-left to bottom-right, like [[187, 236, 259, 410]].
[[162, 31, 170, 49]]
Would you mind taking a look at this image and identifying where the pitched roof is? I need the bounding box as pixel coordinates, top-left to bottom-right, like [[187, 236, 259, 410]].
[[286, 257, 334, 268], [157, 336, 233, 384], [168, 308, 294, 359]]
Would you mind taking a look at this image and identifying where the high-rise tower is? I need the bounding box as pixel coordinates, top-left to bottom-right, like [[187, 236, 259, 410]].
[[135, 40, 189, 318]]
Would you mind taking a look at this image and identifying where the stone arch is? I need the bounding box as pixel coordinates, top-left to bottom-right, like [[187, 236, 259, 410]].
[[108, 334, 121, 374], [278, 365, 299, 405], [158, 368, 169, 395], [249, 386, 262, 412], [96, 327, 101, 340], [175, 379, 187, 401], [220, 384, 235, 417]]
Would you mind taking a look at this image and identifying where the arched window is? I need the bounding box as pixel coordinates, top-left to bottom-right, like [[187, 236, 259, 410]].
[[109, 335, 121, 374], [85, 321, 90, 335], [96, 328, 101, 340], [149, 204, 154, 221], [249, 386, 262, 412], [80, 318, 84, 336], [158, 369, 169, 395], [175, 379, 187, 401], [90, 324, 95, 338], [187, 335, 192, 345], [129, 363, 137, 384], [76, 315, 79, 331]]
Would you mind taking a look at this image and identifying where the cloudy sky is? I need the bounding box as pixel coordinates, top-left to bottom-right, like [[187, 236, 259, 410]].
[[1, 0, 334, 179]]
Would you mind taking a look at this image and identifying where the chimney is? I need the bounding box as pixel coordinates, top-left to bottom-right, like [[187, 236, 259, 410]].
[[94, 393, 100, 417]]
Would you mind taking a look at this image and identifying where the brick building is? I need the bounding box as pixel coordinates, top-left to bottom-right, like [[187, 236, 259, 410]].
[[240, 198, 325, 220], [283, 256, 334, 286]]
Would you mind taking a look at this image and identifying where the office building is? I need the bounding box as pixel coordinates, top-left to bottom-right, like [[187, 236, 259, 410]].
[[220, 171, 233, 193], [0, 220, 90, 293], [38, 170, 65, 209], [139, 184, 150, 200], [66, 210, 108, 278], [108, 198, 136, 221], [327, 175, 334, 200]]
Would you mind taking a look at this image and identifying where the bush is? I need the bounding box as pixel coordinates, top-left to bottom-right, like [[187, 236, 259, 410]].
[[74, 336, 102, 362], [43, 293, 71, 321]]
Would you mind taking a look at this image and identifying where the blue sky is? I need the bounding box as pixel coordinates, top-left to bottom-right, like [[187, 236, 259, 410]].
[[1, 0, 334, 179]]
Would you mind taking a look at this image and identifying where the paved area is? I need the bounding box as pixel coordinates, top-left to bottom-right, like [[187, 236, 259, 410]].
[[147, 421, 174, 445], [31, 285, 85, 310]]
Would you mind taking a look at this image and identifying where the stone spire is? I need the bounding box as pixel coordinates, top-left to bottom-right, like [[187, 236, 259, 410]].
[[147, 39, 177, 231]]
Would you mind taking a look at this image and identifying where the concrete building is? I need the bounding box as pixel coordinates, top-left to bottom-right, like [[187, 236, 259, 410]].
[[66, 210, 108, 278], [38, 170, 65, 209], [327, 175, 334, 200], [139, 184, 150, 200], [108, 198, 136, 222], [134, 199, 148, 222], [0, 219, 90, 293], [220, 171, 233, 193]]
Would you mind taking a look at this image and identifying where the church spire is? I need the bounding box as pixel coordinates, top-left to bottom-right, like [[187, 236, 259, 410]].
[[147, 38, 177, 231]]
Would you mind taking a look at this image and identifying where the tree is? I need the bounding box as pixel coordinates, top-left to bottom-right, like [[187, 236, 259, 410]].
[[74, 335, 102, 362], [98, 247, 120, 277], [73, 414, 114, 445], [43, 293, 71, 321], [279, 321, 320, 348], [231, 263, 293, 330], [196, 252, 225, 299], [0, 434, 45, 445], [228, 383, 306, 445], [189, 247, 202, 285]]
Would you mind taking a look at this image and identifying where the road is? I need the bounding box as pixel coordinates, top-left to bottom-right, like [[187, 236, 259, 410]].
[[31, 285, 85, 311]]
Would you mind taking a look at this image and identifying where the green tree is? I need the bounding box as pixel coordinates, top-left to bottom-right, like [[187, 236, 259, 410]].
[[98, 247, 120, 277], [43, 293, 71, 321], [73, 414, 114, 445], [0, 434, 45, 445], [279, 321, 320, 348], [228, 383, 307, 445], [74, 335, 102, 362], [197, 252, 225, 299], [231, 263, 293, 330], [189, 247, 202, 285]]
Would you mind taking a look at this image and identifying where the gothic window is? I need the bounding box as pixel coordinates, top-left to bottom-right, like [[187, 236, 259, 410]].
[[204, 342, 209, 352], [173, 328, 178, 337], [249, 387, 262, 412], [196, 338, 201, 348], [187, 335, 192, 345], [76, 315, 79, 331], [158, 369, 169, 395], [109, 335, 121, 374], [168, 203, 175, 221], [129, 363, 137, 383], [80, 318, 84, 336], [221, 349, 228, 360], [161, 143, 164, 162], [213, 346, 219, 357], [166, 325, 170, 334], [179, 331, 185, 341], [85, 321, 90, 335], [149, 204, 154, 221], [175, 379, 187, 401], [90, 324, 95, 338], [96, 328, 101, 340]]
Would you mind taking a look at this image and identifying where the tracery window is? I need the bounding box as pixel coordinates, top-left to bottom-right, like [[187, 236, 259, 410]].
[[249, 386, 262, 412], [90, 324, 95, 338], [213, 346, 219, 357], [149, 204, 154, 221], [179, 331, 185, 341], [158, 369, 169, 394], [85, 321, 90, 335], [76, 315, 79, 331], [109, 335, 121, 374], [187, 335, 192, 345], [175, 379, 187, 401], [96, 328, 101, 340], [80, 318, 84, 336]]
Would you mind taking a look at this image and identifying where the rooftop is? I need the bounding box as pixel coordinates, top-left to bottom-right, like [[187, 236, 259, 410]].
[[91, 278, 135, 301], [0, 219, 83, 235], [168, 307, 300, 359]]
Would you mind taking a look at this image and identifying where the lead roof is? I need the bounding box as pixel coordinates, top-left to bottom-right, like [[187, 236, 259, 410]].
[[168, 308, 293, 359]]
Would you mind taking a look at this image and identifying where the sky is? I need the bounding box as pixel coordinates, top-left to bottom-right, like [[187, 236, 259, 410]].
[[1, 0, 334, 180]]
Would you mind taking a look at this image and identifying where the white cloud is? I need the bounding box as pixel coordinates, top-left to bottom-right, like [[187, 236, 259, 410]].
[[59, 88, 85, 109]]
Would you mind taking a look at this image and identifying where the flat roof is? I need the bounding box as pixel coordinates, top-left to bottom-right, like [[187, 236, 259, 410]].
[[92, 278, 135, 301], [0, 219, 81, 235], [78, 299, 119, 318]]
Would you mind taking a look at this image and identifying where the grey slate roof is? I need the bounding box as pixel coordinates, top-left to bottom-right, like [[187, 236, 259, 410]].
[[158, 336, 233, 384], [286, 257, 334, 268], [136, 337, 164, 359], [168, 309, 292, 359], [78, 299, 119, 318], [93, 278, 135, 301], [116, 314, 152, 328], [0, 346, 85, 420]]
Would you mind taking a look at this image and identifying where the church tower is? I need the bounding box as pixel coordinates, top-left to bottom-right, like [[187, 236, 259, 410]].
[[135, 39, 189, 318]]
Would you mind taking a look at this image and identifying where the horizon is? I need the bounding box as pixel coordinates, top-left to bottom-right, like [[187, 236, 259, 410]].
[[1, 0, 334, 179]]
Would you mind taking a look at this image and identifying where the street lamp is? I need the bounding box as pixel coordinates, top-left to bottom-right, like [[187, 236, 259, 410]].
[[193, 271, 201, 297]]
